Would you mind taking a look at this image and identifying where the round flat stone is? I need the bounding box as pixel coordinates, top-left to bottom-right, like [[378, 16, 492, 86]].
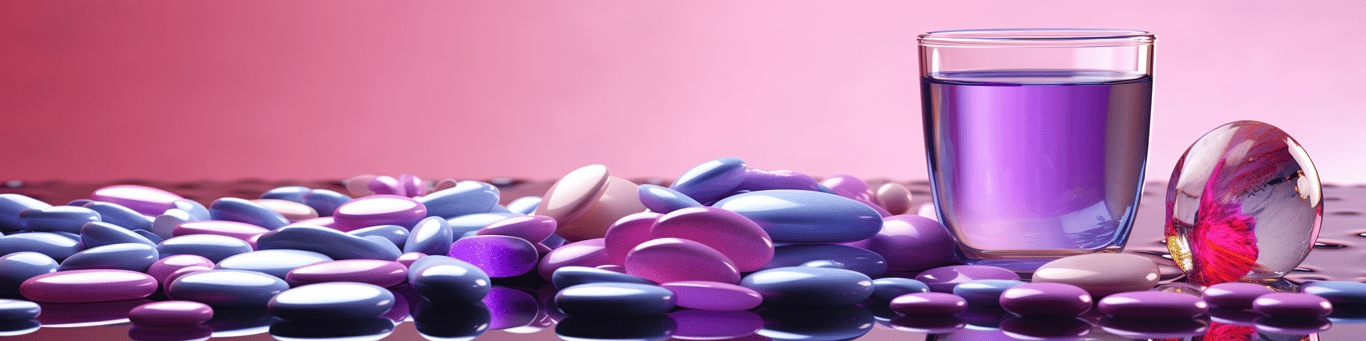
[[1033, 253, 1160, 298], [347, 224, 409, 249], [916, 265, 1021, 293], [332, 195, 427, 232], [713, 190, 882, 243], [1204, 282, 1276, 309], [740, 267, 873, 308], [157, 234, 253, 263], [999, 283, 1093, 317], [1301, 280, 1366, 307], [268, 282, 395, 321], [167, 270, 289, 308], [81, 221, 156, 248], [890, 292, 968, 316], [83, 201, 154, 231], [603, 212, 660, 266], [20, 269, 157, 303], [0, 252, 58, 297], [1097, 291, 1210, 319], [417, 181, 500, 219], [91, 185, 184, 216], [477, 215, 557, 243], [552, 266, 656, 290], [0, 233, 82, 262], [407, 256, 491, 304], [1252, 293, 1333, 317], [953, 279, 1025, 306], [626, 238, 741, 284], [660, 281, 763, 311], [638, 184, 703, 214], [56, 243, 159, 272], [553, 176, 648, 242], [216, 250, 333, 280], [261, 186, 311, 202], [255, 225, 402, 261], [249, 199, 318, 222], [169, 200, 211, 221], [301, 189, 352, 217], [448, 235, 539, 278], [761, 243, 888, 278], [555, 282, 676, 318], [0, 299, 40, 321], [146, 254, 215, 285], [871, 278, 931, 301], [208, 198, 290, 230], [151, 209, 195, 240], [846, 215, 954, 272], [405, 217, 454, 255], [669, 157, 747, 204], [128, 300, 213, 326], [18, 206, 100, 233], [534, 164, 611, 223], [286, 259, 408, 287], [172, 220, 269, 242], [650, 206, 774, 272], [537, 238, 611, 280]]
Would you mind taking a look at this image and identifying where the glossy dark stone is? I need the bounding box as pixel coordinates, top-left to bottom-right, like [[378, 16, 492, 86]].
[[740, 267, 874, 308], [555, 282, 676, 317], [261, 186, 311, 202], [870, 277, 930, 301], [0, 252, 57, 297], [888, 315, 966, 334], [82, 201, 153, 231], [951, 279, 1025, 307], [57, 243, 159, 272], [81, 221, 157, 248], [0, 299, 40, 321], [408, 256, 492, 304], [208, 198, 290, 230], [268, 282, 394, 321], [556, 315, 676, 341], [671, 157, 748, 204], [0, 194, 52, 231], [1097, 291, 1210, 319], [998, 282, 1092, 317], [300, 189, 351, 217], [157, 234, 252, 263], [167, 270, 290, 308], [1204, 282, 1276, 309], [0, 319, 38, 336], [0, 233, 82, 262], [17, 206, 100, 233], [551, 266, 656, 290], [999, 316, 1093, 339], [1302, 280, 1366, 307], [447, 212, 523, 238], [760, 244, 888, 278], [847, 214, 956, 272], [506, 196, 542, 216], [217, 249, 334, 280], [347, 224, 408, 249], [255, 225, 402, 261], [713, 190, 883, 243], [21, 270, 158, 303], [417, 181, 501, 219], [756, 306, 874, 341], [405, 216, 453, 255], [889, 292, 968, 316], [915, 265, 1022, 293], [268, 316, 394, 339]]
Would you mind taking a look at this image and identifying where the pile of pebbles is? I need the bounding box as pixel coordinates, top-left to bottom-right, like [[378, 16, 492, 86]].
[[0, 157, 1363, 340]]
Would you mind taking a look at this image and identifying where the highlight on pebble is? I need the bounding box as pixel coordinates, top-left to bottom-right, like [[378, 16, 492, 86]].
[[918, 29, 1155, 272]]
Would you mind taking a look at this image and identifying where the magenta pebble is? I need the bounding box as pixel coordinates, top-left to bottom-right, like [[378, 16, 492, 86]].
[[20, 269, 157, 303], [90, 185, 185, 216], [477, 215, 558, 242], [915, 265, 1021, 293], [1252, 293, 1333, 317], [890, 292, 968, 316], [625, 238, 741, 284], [998, 283, 1092, 317], [1203, 282, 1276, 310], [399, 173, 427, 197], [331, 195, 428, 232], [603, 212, 661, 266], [537, 238, 611, 280], [367, 176, 406, 196], [285, 259, 409, 288], [448, 235, 539, 278], [660, 281, 763, 311], [650, 207, 774, 272], [396, 252, 425, 268], [849, 215, 955, 272], [146, 255, 215, 286], [1097, 291, 1210, 319], [128, 301, 213, 326]]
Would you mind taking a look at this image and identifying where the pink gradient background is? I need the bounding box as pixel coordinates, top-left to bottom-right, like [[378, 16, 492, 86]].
[[2, 0, 1363, 183]]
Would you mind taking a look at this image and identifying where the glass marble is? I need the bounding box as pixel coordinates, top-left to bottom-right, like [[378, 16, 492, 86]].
[[1166, 121, 1322, 285]]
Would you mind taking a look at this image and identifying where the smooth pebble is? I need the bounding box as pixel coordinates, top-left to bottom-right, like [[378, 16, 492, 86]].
[[128, 300, 213, 326], [146, 255, 215, 285], [405, 216, 454, 255], [713, 190, 882, 243], [417, 181, 500, 219], [90, 185, 183, 216], [1033, 253, 1160, 298], [255, 225, 402, 261], [331, 195, 427, 232], [650, 206, 773, 272], [1301, 280, 1366, 307], [550, 175, 647, 242], [0, 299, 40, 321], [534, 165, 610, 225], [166, 270, 289, 307], [261, 186, 311, 202], [661, 281, 763, 311], [21, 269, 157, 303], [0, 194, 52, 231], [407, 256, 491, 304], [625, 238, 741, 284], [448, 235, 539, 278], [172, 220, 268, 242], [249, 199, 318, 222], [346, 224, 409, 249], [555, 282, 676, 317], [1252, 293, 1333, 317], [1097, 291, 1210, 319], [0, 252, 58, 297], [17, 206, 100, 234], [216, 250, 333, 280], [446, 212, 522, 238], [761, 243, 888, 278], [998, 283, 1093, 317], [56, 243, 159, 272], [847, 215, 954, 272], [552, 266, 656, 290], [603, 212, 660, 266], [638, 184, 702, 213], [83, 201, 153, 231], [0, 233, 82, 262], [268, 282, 395, 321], [537, 238, 611, 280], [953, 279, 1025, 307], [915, 265, 1021, 293], [890, 292, 968, 316], [286, 259, 408, 287], [300, 189, 351, 217], [477, 215, 556, 243], [870, 278, 931, 302], [875, 183, 914, 215], [505, 196, 541, 216], [669, 157, 747, 204], [207, 198, 289, 230], [157, 234, 253, 263], [81, 221, 157, 248], [1203, 282, 1276, 310], [737, 168, 820, 192], [740, 267, 873, 308]]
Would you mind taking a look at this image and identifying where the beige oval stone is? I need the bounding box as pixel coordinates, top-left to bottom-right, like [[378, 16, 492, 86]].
[[534, 165, 611, 224], [433, 178, 459, 192], [345, 174, 378, 197], [556, 176, 647, 242], [251, 199, 319, 222], [875, 183, 913, 215], [1032, 253, 1159, 298]]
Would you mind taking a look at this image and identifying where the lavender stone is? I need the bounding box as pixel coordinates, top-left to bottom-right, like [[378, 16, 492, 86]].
[[285, 259, 408, 288], [1097, 291, 1210, 319], [448, 235, 538, 278], [737, 169, 820, 192], [890, 292, 968, 316], [477, 215, 557, 243], [18, 206, 100, 234], [408, 255, 491, 304], [1204, 282, 1275, 309], [157, 234, 252, 263], [417, 181, 500, 219], [506, 196, 542, 216], [300, 189, 351, 217], [916, 265, 1021, 293], [552, 266, 655, 290], [256, 225, 402, 261], [261, 186, 311, 202], [346, 224, 408, 249], [1301, 280, 1366, 307], [0, 252, 57, 297], [870, 278, 930, 302], [57, 243, 159, 272], [268, 282, 395, 321], [670, 157, 747, 204], [208, 198, 290, 230], [82, 201, 153, 231], [661, 281, 763, 311], [998, 283, 1092, 317], [0, 194, 52, 231], [331, 195, 428, 232], [0, 233, 82, 262], [90, 185, 184, 216], [166, 270, 289, 308], [81, 221, 156, 248], [740, 267, 873, 308], [405, 216, 453, 255], [1252, 293, 1333, 317], [638, 184, 702, 214], [953, 279, 1024, 306], [713, 190, 882, 243], [216, 249, 334, 280]]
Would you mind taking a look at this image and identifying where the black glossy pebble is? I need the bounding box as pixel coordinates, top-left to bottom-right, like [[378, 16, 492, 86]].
[[0, 299, 40, 321]]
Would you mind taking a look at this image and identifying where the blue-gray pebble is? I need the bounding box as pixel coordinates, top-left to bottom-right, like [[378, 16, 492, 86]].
[[405, 217, 453, 255], [56, 243, 159, 272], [216, 249, 334, 280], [761, 244, 888, 278], [0, 233, 81, 262], [46, 231, 80, 242], [0, 299, 40, 321], [0, 194, 51, 231], [714, 190, 882, 243], [167, 270, 289, 308], [871, 278, 931, 301], [268, 282, 395, 321], [1303, 281, 1366, 307], [408, 256, 491, 304], [18, 206, 100, 233], [506, 196, 542, 216], [638, 184, 703, 214], [554, 282, 676, 317], [157, 234, 253, 263], [670, 157, 748, 205], [132, 230, 163, 244], [347, 224, 409, 249], [82, 201, 153, 231], [261, 186, 310, 202], [447, 212, 522, 238], [65, 199, 93, 207], [488, 205, 513, 214], [81, 221, 157, 248], [551, 266, 656, 290], [953, 279, 1025, 306], [0, 252, 57, 297], [256, 225, 401, 261], [300, 189, 351, 217], [169, 199, 211, 221], [740, 267, 874, 308], [418, 181, 501, 219], [151, 209, 196, 240], [208, 198, 289, 230]]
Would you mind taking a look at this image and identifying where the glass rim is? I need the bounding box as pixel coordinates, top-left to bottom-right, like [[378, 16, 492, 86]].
[[919, 29, 1154, 47]]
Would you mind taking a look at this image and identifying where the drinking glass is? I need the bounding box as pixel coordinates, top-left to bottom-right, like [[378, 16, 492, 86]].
[[919, 29, 1155, 272]]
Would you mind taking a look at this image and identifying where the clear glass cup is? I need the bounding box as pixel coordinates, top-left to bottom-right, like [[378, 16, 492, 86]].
[[919, 29, 1155, 272]]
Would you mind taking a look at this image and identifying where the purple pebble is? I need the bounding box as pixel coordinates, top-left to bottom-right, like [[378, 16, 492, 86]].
[[399, 173, 427, 197], [128, 300, 213, 326], [998, 283, 1092, 317], [448, 235, 539, 278], [916, 265, 1021, 293], [1203, 282, 1275, 310], [849, 215, 955, 272], [367, 176, 406, 196], [890, 292, 968, 316], [477, 215, 557, 243], [332, 195, 428, 232], [1252, 293, 1333, 317], [1097, 291, 1210, 319]]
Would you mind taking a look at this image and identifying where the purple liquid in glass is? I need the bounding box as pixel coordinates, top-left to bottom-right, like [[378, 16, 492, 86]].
[[922, 69, 1151, 270]]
